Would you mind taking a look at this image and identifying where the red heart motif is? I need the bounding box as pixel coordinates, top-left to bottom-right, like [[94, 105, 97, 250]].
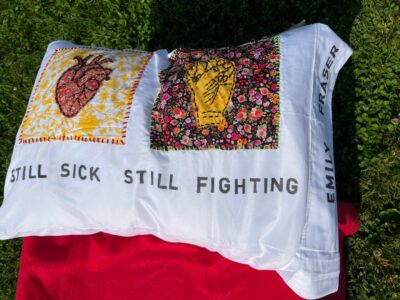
[[55, 54, 113, 118]]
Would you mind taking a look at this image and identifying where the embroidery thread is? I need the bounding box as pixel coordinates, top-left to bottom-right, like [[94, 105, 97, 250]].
[[151, 36, 280, 150], [56, 55, 113, 118], [19, 48, 152, 145], [185, 59, 236, 127]]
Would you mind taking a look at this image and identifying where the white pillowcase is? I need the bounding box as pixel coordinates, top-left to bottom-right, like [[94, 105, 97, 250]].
[[0, 23, 352, 299]]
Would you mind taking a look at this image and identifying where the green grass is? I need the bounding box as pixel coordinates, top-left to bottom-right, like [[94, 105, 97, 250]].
[[346, 1, 400, 298], [0, 0, 399, 299]]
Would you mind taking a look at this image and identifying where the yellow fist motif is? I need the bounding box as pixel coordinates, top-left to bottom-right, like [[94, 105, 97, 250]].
[[185, 59, 236, 128]]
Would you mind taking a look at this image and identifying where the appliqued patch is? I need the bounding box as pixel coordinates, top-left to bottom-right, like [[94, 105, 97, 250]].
[[150, 36, 280, 150], [19, 48, 152, 145], [186, 59, 236, 128]]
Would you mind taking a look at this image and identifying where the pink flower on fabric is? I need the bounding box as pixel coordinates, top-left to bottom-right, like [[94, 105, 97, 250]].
[[160, 99, 167, 109], [249, 108, 264, 121], [239, 57, 250, 66], [232, 133, 241, 141], [253, 47, 263, 59], [236, 109, 247, 121], [173, 108, 186, 119], [162, 93, 170, 101], [256, 126, 267, 138], [181, 136, 192, 146], [260, 87, 269, 95], [237, 94, 246, 103], [244, 124, 252, 133], [242, 68, 250, 75]]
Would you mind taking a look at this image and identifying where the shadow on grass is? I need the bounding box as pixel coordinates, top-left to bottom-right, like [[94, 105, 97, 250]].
[[149, 0, 362, 205]]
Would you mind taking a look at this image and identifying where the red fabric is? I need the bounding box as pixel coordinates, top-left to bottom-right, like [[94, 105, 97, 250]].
[[16, 202, 359, 300]]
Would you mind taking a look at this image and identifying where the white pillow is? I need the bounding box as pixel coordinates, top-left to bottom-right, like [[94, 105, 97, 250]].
[[0, 23, 352, 299]]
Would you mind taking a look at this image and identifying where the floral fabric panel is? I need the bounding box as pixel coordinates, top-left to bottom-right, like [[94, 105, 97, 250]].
[[150, 36, 280, 150], [19, 48, 152, 145]]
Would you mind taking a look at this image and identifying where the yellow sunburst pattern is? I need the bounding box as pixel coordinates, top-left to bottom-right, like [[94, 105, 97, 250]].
[[19, 48, 152, 145]]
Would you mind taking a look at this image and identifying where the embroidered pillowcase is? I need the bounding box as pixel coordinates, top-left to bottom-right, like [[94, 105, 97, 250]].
[[0, 39, 169, 236], [0, 24, 352, 299]]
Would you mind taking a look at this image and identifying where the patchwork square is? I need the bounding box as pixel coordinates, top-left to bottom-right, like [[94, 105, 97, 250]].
[[150, 36, 280, 150], [19, 47, 152, 145]]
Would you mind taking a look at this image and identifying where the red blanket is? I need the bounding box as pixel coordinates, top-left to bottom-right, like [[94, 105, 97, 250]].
[[16, 202, 358, 300]]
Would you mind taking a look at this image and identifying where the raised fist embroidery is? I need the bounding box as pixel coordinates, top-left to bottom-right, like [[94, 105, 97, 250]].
[[185, 59, 236, 128], [150, 37, 280, 150], [55, 54, 113, 118]]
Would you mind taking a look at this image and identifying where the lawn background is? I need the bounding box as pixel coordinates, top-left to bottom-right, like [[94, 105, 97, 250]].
[[0, 0, 398, 299]]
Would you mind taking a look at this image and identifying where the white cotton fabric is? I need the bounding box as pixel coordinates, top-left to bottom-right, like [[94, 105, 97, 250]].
[[0, 23, 352, 299]]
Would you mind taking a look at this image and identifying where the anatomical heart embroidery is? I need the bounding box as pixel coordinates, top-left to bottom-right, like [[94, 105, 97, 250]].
[[55, 55, 113, 118], [19, 48, 152, 144], [151, 36, 280, 150]]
